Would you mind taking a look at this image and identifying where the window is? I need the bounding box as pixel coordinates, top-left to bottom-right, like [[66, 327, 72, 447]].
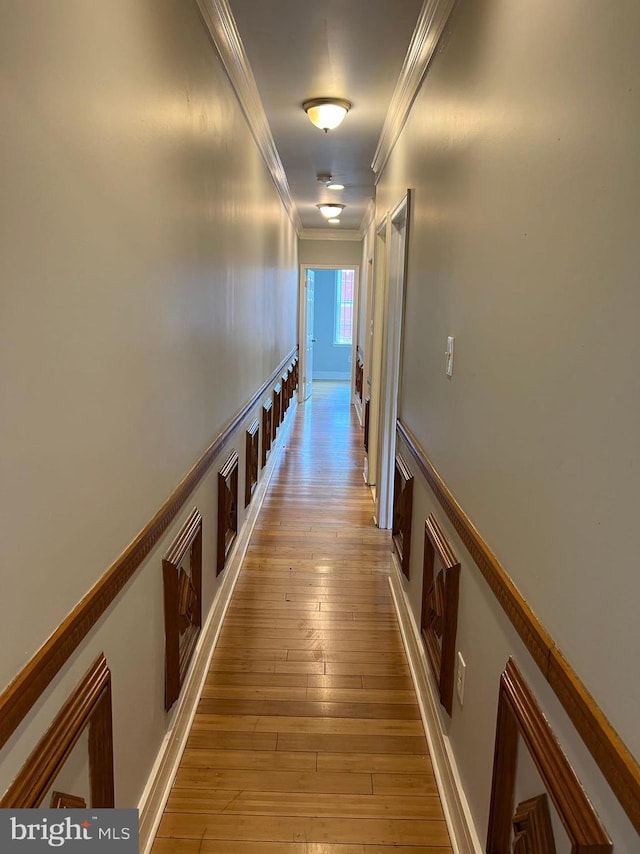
[[334, 269, 354, 345]]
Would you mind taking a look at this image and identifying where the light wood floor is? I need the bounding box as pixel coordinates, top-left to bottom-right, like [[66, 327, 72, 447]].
[[153, 381, 452, 854]]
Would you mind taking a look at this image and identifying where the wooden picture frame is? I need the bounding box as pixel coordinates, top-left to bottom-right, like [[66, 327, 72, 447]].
[[0, 654, 114, 808], [392, 453, 414, 579], [217, 449, 239, 576], [50, 792, 87, 809], [420, 514, 460, 716], [287, 364, 294, 402], [487, 659, 612, 854], [512, 794, 557, 854], [163, 508, 203, 710], [364, 396, 370, 453], [272, 383, 282, 437], [245, 419, 259, 508], [355, 351, 364, 402], [261, 399, 272, 467]]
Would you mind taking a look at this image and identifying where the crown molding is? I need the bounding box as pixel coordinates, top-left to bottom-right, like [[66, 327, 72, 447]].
[[196, 0, 302, 233], [372, 0, 456, 181], [298, 228, 362, 242], [360, 199, 376, 236]]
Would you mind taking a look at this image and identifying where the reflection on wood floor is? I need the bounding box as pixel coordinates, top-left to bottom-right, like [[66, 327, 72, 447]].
[[153, 381, 452, 853]]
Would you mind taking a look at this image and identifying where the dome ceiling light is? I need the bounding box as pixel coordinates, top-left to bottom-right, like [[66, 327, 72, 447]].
[[317, 203, 345, 219], [303, 98, 351, 132]]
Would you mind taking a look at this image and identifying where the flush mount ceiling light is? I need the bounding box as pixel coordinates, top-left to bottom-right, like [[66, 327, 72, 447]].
[[317, 203, 345, 219], [303, 98, 351, 132], [327, 182, 344, 190], [327, 218, 341, 225]]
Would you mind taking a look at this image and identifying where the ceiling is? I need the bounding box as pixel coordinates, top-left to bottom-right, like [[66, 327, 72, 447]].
[[225, 0, 426, 234]]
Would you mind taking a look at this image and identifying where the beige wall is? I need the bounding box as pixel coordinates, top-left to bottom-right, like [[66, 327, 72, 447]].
[[376, 1, 639, 850], [0, 0, 297, 804], [298, 238, 363, 267]]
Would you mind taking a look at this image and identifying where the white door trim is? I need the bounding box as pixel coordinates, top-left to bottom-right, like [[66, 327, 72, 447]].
[[299, 264, 360, 401], [375, 191, 411, 529]]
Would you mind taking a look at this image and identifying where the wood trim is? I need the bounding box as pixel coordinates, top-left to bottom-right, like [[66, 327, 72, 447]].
[[0, 347, 297, 752], [272, 383, 282, 437], [217, 450, 239, 576], [138, 403, 297, 854], [355, 354, 364, 403], [487, 659, 611, 854], [163, 509, 203, 711], [388, 572, 483, 854], [50, 791, 87, 809], [371, 0, 456, 179], [0, 654, 114, 809], [512, 795, 557, 854], [392, 453, 413, 579], [397, 417, 640, 833], [195, 0, 302, 233], [261, 399, 273, 468], [421, 514, 460, 716], [364, 396, 370, 453], [245, 418, 259, 508]]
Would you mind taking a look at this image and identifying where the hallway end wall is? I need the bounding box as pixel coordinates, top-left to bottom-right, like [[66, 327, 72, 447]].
[[376, 1, 640, 850], [1, 0, 297, 808]]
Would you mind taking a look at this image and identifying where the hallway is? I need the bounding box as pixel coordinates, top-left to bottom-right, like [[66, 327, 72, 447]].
[[152, 382, 451, 852]]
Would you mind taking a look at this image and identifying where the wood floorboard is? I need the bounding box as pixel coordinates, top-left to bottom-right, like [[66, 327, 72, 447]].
[[152, 382, 451, 853]]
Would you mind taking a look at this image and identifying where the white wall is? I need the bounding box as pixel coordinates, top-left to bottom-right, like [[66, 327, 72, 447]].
[[376, 1, 640, 850], [0, 0, 297, 805]]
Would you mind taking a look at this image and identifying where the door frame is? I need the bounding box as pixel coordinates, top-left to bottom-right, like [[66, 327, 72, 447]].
[[374, 190, 412, 529], [298, 264, 360, 402]]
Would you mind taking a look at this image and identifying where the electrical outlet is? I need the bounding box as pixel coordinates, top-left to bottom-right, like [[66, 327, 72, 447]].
[[456, 652, 466, 706]]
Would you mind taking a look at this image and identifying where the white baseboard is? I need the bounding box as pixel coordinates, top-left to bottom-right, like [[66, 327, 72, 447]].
[[138, 401, 297, 854], [388, 565, 483, 854]]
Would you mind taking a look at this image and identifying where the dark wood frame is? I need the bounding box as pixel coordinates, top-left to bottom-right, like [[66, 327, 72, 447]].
[[355, 351, 364, 403], [163, 508, 203, 710], [512, 794, 557, 854], [487, 659, 612, 854], [261, 399, 273, 467], [217, 450, 239, 576], [392, 453, 414, 579], [287, 364, 294, 402], [396, 417, 640, 833], [0, 654, 114, 808], [245, 419, 259, 508], [272, 383, 282, 436], [364, 396, 370, 453], [420, 514, 460, 716], [50, 791, 87, 808]]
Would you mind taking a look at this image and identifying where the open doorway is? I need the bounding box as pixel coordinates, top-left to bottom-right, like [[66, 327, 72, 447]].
[[299, 265, 359, 402]]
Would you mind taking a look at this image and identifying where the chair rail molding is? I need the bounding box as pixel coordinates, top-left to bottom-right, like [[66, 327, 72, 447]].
[[396, 417, 640, 835], [487, 659, 611, 854], [0, 654, 114, 809], [0, 347, 297, 753]]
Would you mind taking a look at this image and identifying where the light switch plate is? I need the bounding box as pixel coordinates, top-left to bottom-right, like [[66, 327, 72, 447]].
[[446, 336, 455, 377]]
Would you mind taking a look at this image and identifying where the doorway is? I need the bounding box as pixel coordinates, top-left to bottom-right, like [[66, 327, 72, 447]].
[[373, 192, 411, 529], [299, 265, 360, 402]]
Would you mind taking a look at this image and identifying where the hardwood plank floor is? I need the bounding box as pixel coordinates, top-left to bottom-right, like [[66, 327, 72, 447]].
[[153, 382, 451, 853]]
